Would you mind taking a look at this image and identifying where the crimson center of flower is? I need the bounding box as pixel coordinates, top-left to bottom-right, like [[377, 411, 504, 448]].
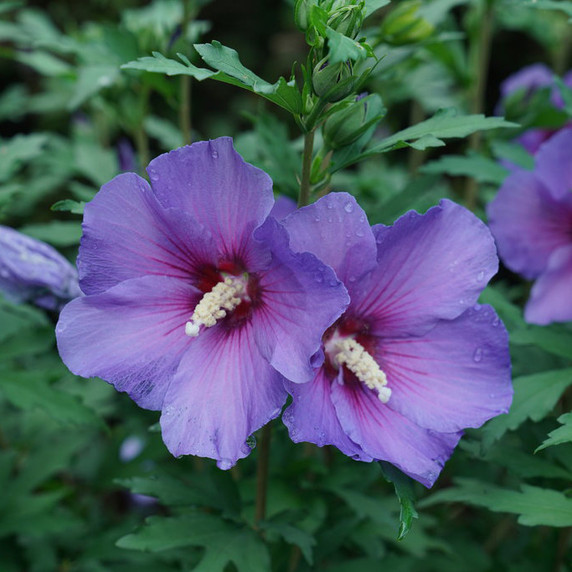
[[185, 274, 250, 337], [324, 329, 391, 403]]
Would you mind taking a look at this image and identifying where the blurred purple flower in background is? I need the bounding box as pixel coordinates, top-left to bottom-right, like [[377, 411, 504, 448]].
[[56, 137, 349, 469], [497, 63, 572, 156], [0, 225, 81, 310], [488, 127, 572, 325], [281, 193, 512, 487]]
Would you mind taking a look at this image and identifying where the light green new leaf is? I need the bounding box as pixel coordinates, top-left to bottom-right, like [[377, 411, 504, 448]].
[[482, 369, 572, 449], [51, 199, 85, 215], [117, 514, 270, 572], [536, 413, 572, 452], [122, 51, 214, 79], [421, 478, 572, 527]]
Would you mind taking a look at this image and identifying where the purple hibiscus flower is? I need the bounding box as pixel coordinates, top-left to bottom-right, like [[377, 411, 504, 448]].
[[56, 137, 349, 468], [0, 225, 81, 310], [487, 127, 572, 325], [280, 193, 512, 487]]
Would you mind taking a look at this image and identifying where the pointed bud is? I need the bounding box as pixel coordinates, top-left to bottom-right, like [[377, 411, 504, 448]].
[[312, 59, 356, 103], [379, 0, 434, 46]]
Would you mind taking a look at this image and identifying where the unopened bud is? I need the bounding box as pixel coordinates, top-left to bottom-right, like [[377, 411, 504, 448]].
[[312, 58, 356, 103], [327, 3, 365, 39], [323, 93, 385, 149], [379, 0, 434, 46], [294, 0, 317, 32]]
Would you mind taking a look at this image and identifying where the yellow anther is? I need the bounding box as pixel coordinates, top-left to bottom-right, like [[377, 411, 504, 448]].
[[336, 338, 391, 403], [185, 278, 244, 337]]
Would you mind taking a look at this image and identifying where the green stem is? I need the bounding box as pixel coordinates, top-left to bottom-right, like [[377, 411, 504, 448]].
[[180, 0, 193, 145], [298, 129, 315, 207], [255, 423, 272, 524], [464, 0, 494, 210]]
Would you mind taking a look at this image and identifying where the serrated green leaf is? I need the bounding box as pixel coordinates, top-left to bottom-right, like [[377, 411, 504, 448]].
[[325, 27, 369, 64], [117, 514, 270, 572], [68, 65, 120, 110], [123, 46, 302, 114], [379, 462, 418, 540], [482, 369, 572, 449], [421, 153, 509, 184], [51, 199, 85, 214], [372, 109, 518, 153], [536, 413, 572, 452], [421, 478, 572, 526]]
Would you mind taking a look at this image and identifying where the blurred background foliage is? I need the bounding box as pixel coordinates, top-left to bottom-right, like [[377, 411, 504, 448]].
[[1, 0, 572, 570]]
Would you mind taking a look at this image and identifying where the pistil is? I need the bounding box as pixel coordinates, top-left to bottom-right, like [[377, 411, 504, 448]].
[[335, 338, 391, 403], [185, 277, 244, 337]]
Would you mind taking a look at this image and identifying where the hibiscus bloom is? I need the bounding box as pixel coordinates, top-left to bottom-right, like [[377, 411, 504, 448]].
[[281, 193, 512, 487], [0, 225, 81, 310], [488, 127, 572, 325], [56, 138, 349, 468]]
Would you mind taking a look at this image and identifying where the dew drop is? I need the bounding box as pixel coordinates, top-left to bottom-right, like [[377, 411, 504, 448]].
[[344, 201, 354, 213], [326, 202, 334, 209], [314, 216, 320, 222], [477, 270, 485, 282], [148, 170, 159, 182], [492, 316, 500, 327], [473, 348, 483, 362], [314, 272, 324, 283], [355, 229, 364, 237], [211, 150, 218, 159], [348, 276, 356, 283]]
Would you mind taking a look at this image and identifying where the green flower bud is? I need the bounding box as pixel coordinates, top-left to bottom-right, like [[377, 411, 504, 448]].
[[312, 58, 356, 103], [295, 0, 317, 32], [327, 3, 365, 39], [379, 0, 434, 46], [323, 93, 385, 149]]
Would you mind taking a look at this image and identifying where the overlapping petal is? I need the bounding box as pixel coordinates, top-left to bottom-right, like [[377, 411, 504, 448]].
[[283, 370, 369, 460], [252, 217, 349, 383], [147, 138, 274, 262], [160, 321, 287, 468], [79, 173, 217, 295], [331, 381, 462, 488], [487, 170, 572, 279], [535, 127, 572, 200], [525, 244, 572, 325], [282, 193, 377, 291], [378, 304, 512, 433], [56, 275, 199, 410], [353, 200, 498, 337]]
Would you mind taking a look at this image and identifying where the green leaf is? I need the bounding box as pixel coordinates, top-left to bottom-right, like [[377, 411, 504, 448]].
[[123, 45, 302, 114], [325, 27, 370, 64], [194, 42, 302, 113], [260, 519, 316, 564], [51, 199, 85, 214], [122, 51, 214, 79], [379, 462, 418, 540], [0, 372, 102, 428], [482, 369, 572, 449], [525, 0, 572, 21], [491, 140, 534, 170], [374, 109, 518, 153], [19, 221, 82, 247], [510, 326, 572, 360], [421, 478, 572, 527], [364, 0, 390, 17], [68, 65, 120, 110], [0, 134, 48, 183], [421, 152, 509, 184], [117, 514, 270, 572], [536, 413, 572, 452]]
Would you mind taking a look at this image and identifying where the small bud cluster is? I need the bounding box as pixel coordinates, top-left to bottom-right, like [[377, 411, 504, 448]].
[[185, 278, 244, 337], [336, 338, 391, 403]]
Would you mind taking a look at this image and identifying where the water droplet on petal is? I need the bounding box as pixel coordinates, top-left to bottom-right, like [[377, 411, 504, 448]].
[[211, 150, 218, 159], [314, 216, 320, 222], [344, 201, 354, 213], [355, 229, 364, 237], [348, 276, 356, 283], [473, 348, 483, 362], [477, 270, 485, 282], [492, 316, 500, 327]]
